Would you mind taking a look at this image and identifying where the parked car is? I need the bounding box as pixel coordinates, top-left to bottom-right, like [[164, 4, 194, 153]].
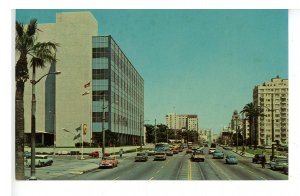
[[135, 152, 148, 162], [283, 164, 288, 174], [269, 157, 288, 171], [154, 151, 167, 161], [225, 155, 238, 164], [26, 155, 53, 167], [252, 154, 266, 164], [99, 156, 118, 168], [24, 151, 31, 159], [223, 146, 232, 151], [89, 151, 99, 158], [212, 150, 224, 159]]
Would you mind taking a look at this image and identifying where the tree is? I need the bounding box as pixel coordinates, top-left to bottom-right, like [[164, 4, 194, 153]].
[[240, 103, 255, 148], [240, 102, 264, 149], [15, 18, 58, 180]]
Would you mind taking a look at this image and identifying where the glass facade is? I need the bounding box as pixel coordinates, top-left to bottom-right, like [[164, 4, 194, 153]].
[[92, 36, 144, 145]]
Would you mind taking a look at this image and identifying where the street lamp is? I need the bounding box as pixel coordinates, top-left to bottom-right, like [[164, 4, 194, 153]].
[[62, 127, 84, 160], [235, 114, 239, 152], [30, 67, 61, 180]]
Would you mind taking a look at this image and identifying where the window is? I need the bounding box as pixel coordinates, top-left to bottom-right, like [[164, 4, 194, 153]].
[[93, 90, 109, 101], [92, 47, 110, 58], [92, 69, 109, 80], [92, 112, 108, 122]]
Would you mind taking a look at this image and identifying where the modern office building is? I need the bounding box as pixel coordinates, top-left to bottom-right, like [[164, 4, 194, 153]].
[[22, 12, 144, 147], [165, 113, 198, 131], [253, 76, 288, 145], [92, 36, 144, 146]]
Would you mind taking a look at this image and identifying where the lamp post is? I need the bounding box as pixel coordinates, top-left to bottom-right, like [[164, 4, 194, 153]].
[[30, 67, 61, 180], [154, 119, 157, 144], [235, 114, 239, 152]]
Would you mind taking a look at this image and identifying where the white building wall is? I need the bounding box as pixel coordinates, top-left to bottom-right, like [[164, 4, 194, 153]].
[[24, 12, 98, 147]]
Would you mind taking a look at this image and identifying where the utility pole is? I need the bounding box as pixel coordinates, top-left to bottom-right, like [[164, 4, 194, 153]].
[[154, 119, 157, 144]]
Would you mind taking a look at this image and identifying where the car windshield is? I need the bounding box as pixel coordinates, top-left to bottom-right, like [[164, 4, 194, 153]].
[[227, 155, 236, 159], [214, 150, 222, 153], [137, 153, 144, 156], [156, 152, 165, 155], [103, 157, 114, 160]]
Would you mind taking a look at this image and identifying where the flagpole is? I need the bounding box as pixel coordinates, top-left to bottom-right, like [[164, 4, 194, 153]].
[[81, 123, 84, 160]]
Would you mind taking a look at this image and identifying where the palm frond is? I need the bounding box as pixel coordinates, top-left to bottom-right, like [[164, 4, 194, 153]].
[[26, 18, 38, 37]]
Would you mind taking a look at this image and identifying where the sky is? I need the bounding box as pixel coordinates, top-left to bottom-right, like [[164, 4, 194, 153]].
[[16, 9, 288, 133]]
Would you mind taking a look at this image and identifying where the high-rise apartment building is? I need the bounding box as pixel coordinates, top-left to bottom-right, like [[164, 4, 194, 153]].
[[165, 113, 198, 131], [253, 76, 288, 145], [22, 12, 144, 147]]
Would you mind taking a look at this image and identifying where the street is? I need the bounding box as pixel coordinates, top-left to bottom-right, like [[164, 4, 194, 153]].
[[36, 147, 287, 180]]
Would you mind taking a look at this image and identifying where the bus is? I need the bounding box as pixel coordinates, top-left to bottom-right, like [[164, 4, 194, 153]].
[[154, 143, 170, 152]]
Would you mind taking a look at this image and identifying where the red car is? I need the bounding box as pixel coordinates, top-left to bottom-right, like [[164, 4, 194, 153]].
[[186, 148, 193, 154], [99, 156, 118, 168], [89, 151, 99, 158]]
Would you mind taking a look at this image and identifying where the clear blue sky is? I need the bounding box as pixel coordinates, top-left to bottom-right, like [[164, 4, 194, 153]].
[[16, 9, 288, 133]]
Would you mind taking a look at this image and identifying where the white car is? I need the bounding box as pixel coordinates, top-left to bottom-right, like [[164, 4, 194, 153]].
[[269, 157, 288, 171], [26, 155, 53, 167], [209, 148, 216, 154]]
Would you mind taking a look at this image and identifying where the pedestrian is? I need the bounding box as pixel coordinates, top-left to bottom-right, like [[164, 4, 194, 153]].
[[261, 155, 266, 168], [119, 148, 123, 158]]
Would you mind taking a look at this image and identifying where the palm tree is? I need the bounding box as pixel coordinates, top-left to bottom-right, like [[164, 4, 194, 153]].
[[15, 18, 58, 180], [241, 102, 264, 150], [240, 102, 255, 148], [252, 106, 264, 149]]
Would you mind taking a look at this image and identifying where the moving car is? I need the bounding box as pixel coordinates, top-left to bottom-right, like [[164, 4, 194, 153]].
[[269, 157, 288, 171], [225, 155, 238, 164], [135, 152, 148, 162], [147, 149, 155, 156], [186, 148, 193, 154], [172, 148, 179, 154], [208, 148, 216, 154], [252, 154, 265, 164], [24, 151, 31, 159], [166, 150, 174, 156], [154, 151, 167, 161], [191, 149, 205, 162], [99, 156, 118, 168], [212, 150, 224, 159]]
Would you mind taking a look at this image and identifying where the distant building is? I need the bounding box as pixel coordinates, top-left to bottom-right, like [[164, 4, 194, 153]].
[[165, 113, 198, 131], [199, 128, 212, 143], [253, 76, 288, 145]]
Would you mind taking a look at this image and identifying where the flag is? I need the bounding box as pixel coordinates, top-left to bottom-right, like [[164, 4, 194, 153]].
[[84, 81, 90, 88], [73, 133, 81, 140], [75, 125, 81, 132], [83, 124, 87, 135], [82, 91, 89, 96]]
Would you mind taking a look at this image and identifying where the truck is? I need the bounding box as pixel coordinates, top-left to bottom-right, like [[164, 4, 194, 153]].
[[191, 149, 205, 162]]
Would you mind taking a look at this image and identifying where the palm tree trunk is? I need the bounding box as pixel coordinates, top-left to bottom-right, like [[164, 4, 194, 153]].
[[15, 80, 25, 180], [15, 54, 28, 180]]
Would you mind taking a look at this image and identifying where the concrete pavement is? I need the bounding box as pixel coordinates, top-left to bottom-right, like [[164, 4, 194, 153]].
[[25, 150, 140, 180]]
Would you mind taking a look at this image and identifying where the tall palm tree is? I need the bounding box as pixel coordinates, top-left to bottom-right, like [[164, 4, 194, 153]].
[[240, 102, 255, 148], [15, 18, 58, 180], [252, 106, 264, 149]]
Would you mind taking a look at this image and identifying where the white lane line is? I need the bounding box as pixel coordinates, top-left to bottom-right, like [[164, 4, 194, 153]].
[[149, 177, 154, 180], [114, 176, 120, 180], [156, 170, 160, 174], [161, 166, 164, 169], [208, 159, 232, 180], [247, 170, 254, 174]]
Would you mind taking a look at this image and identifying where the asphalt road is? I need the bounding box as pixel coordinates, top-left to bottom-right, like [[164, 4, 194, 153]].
[[51, 147, 288, 180]]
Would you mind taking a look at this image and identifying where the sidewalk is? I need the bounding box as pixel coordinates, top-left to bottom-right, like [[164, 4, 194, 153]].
[[232, 149, 254, 158], [24, 150, 139, 180]]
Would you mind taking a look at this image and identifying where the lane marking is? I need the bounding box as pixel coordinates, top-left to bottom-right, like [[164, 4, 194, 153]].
[[156, 170, 160, 174], [187, 159, 192, 180], [113, 176, 120, 180], [247, 170, 254, 174], [208, 159, 231, 180], [149, 177, 154, 180], [161, 166, 164, 169]]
